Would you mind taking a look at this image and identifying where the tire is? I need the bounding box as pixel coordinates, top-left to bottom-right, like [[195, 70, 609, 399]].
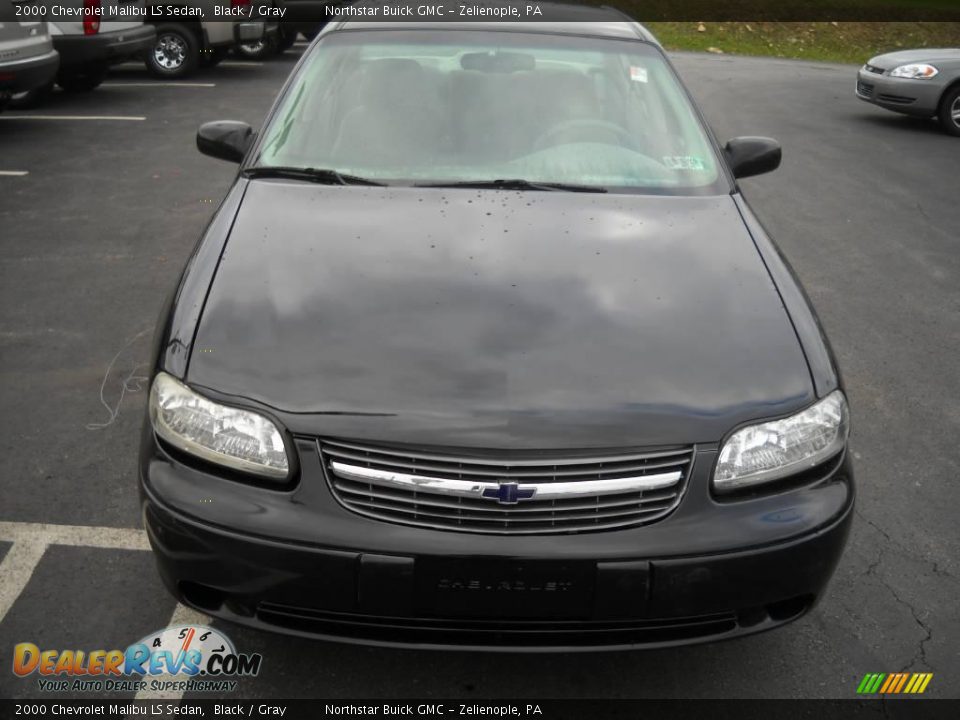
[[937, 85, 960, 137], [57, 66, 106, 93], [276, 27, 297, 52], [10, 80, 54, 108], [146, 23, 200, 79], [235, 36, 278, 61], [201, 47, 228, 67]]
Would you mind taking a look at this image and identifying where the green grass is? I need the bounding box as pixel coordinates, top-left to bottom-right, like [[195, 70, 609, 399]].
[[644, 22, 960, 65]]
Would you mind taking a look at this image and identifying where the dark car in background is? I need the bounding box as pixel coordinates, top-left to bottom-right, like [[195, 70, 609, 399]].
[[140, 8, 854, 651]]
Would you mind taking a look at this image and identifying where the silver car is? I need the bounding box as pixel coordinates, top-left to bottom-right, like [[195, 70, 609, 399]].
[[0, 16, 59, 112], [856, 48, 960, 136]]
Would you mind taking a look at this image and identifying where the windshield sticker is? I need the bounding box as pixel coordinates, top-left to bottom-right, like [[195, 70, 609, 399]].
[[663, 156, 706, 171], [629, 66, 648, 83]]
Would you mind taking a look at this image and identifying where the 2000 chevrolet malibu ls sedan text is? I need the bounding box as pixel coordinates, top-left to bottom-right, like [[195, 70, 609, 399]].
[[140, 8, 854, 651]]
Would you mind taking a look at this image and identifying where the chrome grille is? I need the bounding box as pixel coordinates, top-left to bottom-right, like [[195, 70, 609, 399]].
[[320, 439, 693, 535]]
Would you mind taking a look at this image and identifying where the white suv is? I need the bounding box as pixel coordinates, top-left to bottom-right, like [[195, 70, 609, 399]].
[[0, 16, 59, 111]]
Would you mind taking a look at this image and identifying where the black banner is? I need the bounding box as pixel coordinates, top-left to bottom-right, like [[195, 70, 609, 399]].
[[3, 0, 960, 23], [2, 700, 960, 720]]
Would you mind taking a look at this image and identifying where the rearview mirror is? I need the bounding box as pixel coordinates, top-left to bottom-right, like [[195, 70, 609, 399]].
[[724, 137, 781, 179], [197, 121, 254, 163]]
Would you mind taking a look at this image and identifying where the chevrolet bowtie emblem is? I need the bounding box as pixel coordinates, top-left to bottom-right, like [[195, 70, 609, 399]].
[[482, 482, 536, 505]]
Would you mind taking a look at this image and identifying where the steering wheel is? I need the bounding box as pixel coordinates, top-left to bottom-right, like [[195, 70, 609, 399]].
[[533, 119, 637, 152]]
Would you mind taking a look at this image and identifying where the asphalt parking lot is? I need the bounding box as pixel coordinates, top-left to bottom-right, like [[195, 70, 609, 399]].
[[1, 44, 959, 700]]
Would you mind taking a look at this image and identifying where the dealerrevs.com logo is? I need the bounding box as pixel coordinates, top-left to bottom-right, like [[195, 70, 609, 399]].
[[12, 625, 262, 693]]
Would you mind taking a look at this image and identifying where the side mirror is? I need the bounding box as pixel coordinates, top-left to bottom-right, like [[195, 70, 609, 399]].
[[724, 137, 781, 179], [197, 121, 254, 163]]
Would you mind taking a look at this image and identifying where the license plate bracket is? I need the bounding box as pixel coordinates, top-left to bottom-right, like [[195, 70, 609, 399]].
[[416, 558, 595, 619]]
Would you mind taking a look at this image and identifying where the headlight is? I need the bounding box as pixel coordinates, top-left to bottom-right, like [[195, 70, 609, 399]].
[[889, 63, 939, 79], [149, 372, 289, 480], [713, 390, 849, 493]]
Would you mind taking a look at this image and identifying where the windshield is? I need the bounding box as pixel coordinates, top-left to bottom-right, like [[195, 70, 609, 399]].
[[255, 29, 726, 194]]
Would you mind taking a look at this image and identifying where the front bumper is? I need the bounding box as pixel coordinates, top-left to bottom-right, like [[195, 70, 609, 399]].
[[53, 25, 157, 70], [140, 429, 854, 651], [855, 68, 943, 117]]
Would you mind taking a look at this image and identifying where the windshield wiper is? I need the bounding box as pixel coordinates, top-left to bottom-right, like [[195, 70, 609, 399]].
[[416, 178, 607, 193], [243, 166, 386, 186]]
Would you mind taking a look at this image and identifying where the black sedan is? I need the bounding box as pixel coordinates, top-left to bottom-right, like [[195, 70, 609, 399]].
[[140, 8, 854, 651]]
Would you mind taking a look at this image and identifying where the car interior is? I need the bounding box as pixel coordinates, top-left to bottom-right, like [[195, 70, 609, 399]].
[[261, 37, 719, 188]]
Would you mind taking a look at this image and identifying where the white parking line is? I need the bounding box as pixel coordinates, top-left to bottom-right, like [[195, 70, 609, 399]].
[[0, 540, 48, 625], [219, 61, 263, 67], [0, 521, 150, 624], [0, 520, 212, 705], [133, 604, 213, 702], [0, 115, 146, 121], [0, 170, 29, 176], [102, 82, 216, 88], [0, 521, 150, 550]]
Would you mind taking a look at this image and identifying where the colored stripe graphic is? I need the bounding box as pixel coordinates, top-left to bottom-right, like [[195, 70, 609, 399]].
[[879, 674, 897, 693], [857, 672, 933, 694]]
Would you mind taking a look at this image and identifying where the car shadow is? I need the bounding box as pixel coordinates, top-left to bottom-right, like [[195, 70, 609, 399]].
[[855, 112, 945, 137]]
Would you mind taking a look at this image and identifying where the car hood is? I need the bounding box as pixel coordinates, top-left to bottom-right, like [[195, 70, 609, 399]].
[[187, 181, 814, 448], [868, 48, 960, 69]]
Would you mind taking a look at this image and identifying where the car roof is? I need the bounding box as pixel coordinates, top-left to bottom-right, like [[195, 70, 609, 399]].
[[326, 2, 660, 45]]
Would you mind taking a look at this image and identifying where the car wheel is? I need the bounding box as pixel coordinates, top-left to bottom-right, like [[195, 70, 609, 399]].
[[10, 80, 54, 108], [147, 23, 200, 79], [937, 85, 960, 137], [235, 36, 278, 61], [57, 67, 107, 93]]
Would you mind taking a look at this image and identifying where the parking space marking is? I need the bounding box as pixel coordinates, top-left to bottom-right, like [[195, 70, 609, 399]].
[[0, 521, 209, 704], [0, 171, 29, 176], [219, 61, 264, 67], [102, 82, 216, 88], [0, 115, 146, 122], [133, 604, 212, 701], [0, 521, 152, 622], [0, 521, 150, 551], [0, 540, 48, 625]]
